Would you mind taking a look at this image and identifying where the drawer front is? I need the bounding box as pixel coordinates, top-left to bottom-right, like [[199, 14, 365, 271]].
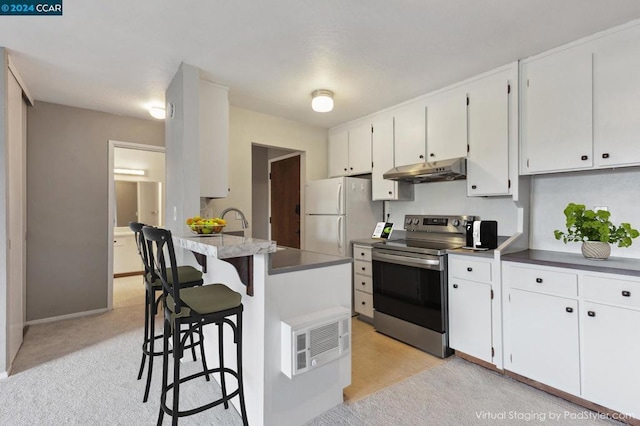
[[353, 245, 372, 262], [582, 275, 640, 309], [449, 257, 492, 283], [354, 290, 374, 318], [506, 264, 578, 297], [354, 274, 373, 294], [354, 260, 372, 277]]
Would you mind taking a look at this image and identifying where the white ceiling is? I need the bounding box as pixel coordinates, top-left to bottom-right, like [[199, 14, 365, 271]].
[[3, 1, 640, 129]]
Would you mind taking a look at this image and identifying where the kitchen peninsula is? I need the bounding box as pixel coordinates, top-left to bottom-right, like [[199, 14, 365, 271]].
[[173, 234, 353, 426]]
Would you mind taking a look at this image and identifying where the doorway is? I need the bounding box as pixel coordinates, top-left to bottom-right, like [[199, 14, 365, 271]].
[[107, 140, 165, 310], [269, 154, 301, 248]]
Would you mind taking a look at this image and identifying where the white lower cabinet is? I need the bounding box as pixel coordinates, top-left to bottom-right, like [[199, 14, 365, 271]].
[[353, 244, 374, 319], [509, 289, 580, 395], [448, 278, 492, 362], [504, 261, 640, 418], [448, 255, 494, 363]]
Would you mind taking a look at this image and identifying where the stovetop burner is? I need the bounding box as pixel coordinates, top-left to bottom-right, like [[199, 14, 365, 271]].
[[373, 214, 476, 256]]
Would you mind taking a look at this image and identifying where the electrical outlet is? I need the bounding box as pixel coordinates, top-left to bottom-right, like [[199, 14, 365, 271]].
[[594, 206, 608, 212]]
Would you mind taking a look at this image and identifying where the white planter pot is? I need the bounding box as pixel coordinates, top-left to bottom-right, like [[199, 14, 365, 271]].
[[581, 241, 611, 260]]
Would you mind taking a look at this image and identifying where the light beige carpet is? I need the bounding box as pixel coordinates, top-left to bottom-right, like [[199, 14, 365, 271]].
[[344, 318, 444, 403]]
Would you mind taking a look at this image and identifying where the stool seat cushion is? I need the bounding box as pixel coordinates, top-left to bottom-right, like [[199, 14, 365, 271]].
[[167, 284, 241, 318], [147, 266, 203, 288]]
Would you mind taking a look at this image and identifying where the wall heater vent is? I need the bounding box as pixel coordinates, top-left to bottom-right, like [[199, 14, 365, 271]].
[[281, 306, 351, 378]]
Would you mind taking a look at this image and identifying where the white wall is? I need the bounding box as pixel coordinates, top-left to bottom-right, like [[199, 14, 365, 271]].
[[388, 180, 519, 237], [530, 167, 640, 259], [208, 106, 327, 235]]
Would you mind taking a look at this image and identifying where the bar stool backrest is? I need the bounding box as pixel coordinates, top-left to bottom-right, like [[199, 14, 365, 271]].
[[141, 226, 184, 315], [129, 221, 153, 278]]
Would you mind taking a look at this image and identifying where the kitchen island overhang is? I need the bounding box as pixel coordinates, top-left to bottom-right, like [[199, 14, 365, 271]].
[[172, 235, 353, 426]]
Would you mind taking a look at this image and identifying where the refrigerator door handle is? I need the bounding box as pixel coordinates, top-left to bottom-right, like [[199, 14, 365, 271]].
[[336, 183, 342, 214], [337, 216, 343, 248]]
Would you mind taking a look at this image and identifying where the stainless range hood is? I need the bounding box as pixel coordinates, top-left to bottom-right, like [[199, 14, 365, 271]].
[[383, 157, 466, 183]]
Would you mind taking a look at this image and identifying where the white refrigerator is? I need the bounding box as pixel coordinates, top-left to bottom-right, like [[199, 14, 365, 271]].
[[304, 177, 382, 257]]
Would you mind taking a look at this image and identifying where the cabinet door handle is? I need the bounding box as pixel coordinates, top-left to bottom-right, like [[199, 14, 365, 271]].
[[467, 267, 473, 272], [453, 284, 459, 289], [388, 191, 393, 195], [622, 290, 631, 297], [536, 278, 543, 283], [565, 307, 573, 313], [362, 301, 366, 305], [471, 185, 477, 189], [360, 252, 365, 256], [361, 282, 366, 286], [343, 168, 348, 171], [429, 153, 435, 157], [602, 153, 610, 159], [362, 267, 366, 271], [587, 311, 596, 317], [581, 155, 589, 161], [419, 154, 424, 159], [350, 167, 353, 170]]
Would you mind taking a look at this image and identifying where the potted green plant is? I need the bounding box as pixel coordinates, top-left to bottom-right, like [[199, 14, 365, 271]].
[[554, 203, 639, 259]]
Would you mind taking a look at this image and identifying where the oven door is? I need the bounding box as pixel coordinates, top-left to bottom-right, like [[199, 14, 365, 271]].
[[372, 249, 446, 333]]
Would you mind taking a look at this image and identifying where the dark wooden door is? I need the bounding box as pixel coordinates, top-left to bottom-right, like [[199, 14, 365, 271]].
[[270, 155, 300, 248]]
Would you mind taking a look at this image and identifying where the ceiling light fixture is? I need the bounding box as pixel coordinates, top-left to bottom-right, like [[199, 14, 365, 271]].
[[114, 168, 146, 176], [311, 89, 334, 113], [149, 106, 166, 120]]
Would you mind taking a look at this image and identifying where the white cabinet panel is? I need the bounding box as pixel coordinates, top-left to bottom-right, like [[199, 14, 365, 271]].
[[348, 123, 372, 175], [371, 115, 413, 201], [449, 279, 492, 362], [199, 80, 229, 198], [328, 129, 349, 177], [509, 289, 580, 395], [521, 46, 593, 174], [467, 71, 510, 196], [593, 29, 640, 167], [425, 87, 467, 162], [354, 290, 374, 318], [393, 101, 426, 167], [581, 302, 640, 416], [449, 257, 492, 283]]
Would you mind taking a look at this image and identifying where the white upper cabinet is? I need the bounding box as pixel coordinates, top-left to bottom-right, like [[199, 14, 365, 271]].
[[328, 124, 372, 178], [593, 26, 640, 167], [393, 101, 426, 167], [425, 87, 468, 162], [199, 80, 230, 198], [520, 45, 593, 174], [371, 114, 413, 201], [348, 123, 373, 175], [328, 129, 349, 177], [467, 70, 511, 196]]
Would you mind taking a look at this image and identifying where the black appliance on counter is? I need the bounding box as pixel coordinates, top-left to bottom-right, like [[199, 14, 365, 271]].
[[371, 214, 475, 358], [465, 220, 498, 250]]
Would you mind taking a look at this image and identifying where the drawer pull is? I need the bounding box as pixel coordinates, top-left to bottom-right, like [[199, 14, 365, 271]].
[[622, 290, 631, 297], [467, 267, 473, 272], [360, 252, 365, 256], [471, 185, 477, 190], [535, 278, 543, 283], [362, 301, 366, 305], [581, 155, 589, 161], [453, 284, 459, 289], [565, 307, 573, 313], [587, 311, 596, 317], [362, 267, 366, 271], [602, 153, 610, 159], [361, 282, 366, 286]]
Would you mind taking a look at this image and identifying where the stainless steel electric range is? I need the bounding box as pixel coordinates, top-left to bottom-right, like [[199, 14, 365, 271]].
[[371, 214, 475, 358]]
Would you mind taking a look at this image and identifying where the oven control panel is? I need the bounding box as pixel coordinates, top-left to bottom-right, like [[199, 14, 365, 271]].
[[404, 215, 475, 234]]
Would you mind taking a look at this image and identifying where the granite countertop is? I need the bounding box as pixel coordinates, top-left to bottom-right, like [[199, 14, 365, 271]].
[[502, 249, 640, 277], [269, 247, 352, 275], [173, 234, 276, 259]]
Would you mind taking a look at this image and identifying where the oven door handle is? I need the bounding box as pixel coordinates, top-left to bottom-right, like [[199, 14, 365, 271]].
[[372, 251, 442, 270]]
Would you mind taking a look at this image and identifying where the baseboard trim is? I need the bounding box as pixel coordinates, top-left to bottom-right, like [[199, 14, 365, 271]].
[[26, 308, 109, 326], [454, 351, 503, 373], [114, 271, 143, 278], [0, 369, 9, 380]]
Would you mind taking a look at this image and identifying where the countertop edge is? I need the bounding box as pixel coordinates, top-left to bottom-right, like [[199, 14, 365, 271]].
[[268, 256, 352, 275], [502, 249, 640, 277]]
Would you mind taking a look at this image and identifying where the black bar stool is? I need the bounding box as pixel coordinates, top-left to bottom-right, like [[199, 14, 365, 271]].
[[129, 222, 206, 403], [142, 226, 249, 426]]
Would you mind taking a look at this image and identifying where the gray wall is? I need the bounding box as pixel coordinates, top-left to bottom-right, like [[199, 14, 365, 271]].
[[27, 101, 164, 321], [0, 47, 9, 373]]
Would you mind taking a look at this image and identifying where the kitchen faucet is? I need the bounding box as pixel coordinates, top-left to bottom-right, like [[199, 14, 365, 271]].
[[220, 207, 249, 229]]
